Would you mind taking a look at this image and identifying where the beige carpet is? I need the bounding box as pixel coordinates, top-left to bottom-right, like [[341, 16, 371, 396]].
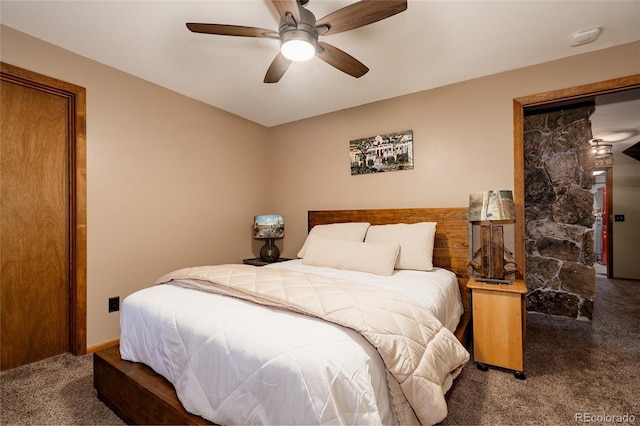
[[1, 277, 638, 425], [442, 277, 640, 425], [1, 351, 124, 425]]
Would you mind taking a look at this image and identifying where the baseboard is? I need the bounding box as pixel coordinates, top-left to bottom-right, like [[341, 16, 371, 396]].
[[87, 339, 119, 354]]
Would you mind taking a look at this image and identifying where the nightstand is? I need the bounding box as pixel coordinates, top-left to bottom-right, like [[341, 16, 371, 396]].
[[242, 257, 293, 267], [467, 276, 528, 380]]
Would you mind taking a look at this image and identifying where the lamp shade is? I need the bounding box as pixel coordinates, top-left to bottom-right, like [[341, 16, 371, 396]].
[[469, 190, 516, 222], [254, 215, 284, 239]]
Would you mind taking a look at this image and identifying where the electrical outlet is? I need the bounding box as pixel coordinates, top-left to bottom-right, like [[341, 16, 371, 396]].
[[108, 296, 120, 313]]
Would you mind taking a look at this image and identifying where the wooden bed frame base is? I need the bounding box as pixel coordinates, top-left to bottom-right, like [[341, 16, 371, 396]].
[[94, 208, 471, 425], [94, 345, 213, 425]]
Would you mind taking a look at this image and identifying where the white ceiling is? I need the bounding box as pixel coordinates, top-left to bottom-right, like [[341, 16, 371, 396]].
[[1, 0, 639, 128]]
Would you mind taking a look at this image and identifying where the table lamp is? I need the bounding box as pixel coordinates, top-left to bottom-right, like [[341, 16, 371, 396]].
[[468, 190, 521, 283], [253, 215, 284, 262]]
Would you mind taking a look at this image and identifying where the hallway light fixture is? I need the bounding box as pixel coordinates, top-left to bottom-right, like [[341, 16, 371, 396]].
[[591, 139, 613, 159]]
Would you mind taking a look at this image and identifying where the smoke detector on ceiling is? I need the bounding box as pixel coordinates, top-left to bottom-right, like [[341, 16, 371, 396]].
[[570, 27, 601, 47]]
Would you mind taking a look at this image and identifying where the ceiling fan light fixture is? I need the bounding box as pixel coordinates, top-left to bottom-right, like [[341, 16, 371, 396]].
[[281, 39, 315, 61], [280, 30, 316, 61], [186, 0, 408, 81]]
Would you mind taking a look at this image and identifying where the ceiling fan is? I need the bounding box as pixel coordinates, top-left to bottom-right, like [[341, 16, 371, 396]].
[[186, 0, 407, 83]]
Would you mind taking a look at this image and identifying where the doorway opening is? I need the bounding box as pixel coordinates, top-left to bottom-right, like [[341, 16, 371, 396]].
[[513, 74, 640, 319]]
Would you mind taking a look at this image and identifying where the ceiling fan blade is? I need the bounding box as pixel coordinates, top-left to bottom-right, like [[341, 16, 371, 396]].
[[186, 23, 278, 38], [316, 0, 407, 36], [269, 0, 301, 25], [317, 42, 368, 78], [264, 53, 292, 83]]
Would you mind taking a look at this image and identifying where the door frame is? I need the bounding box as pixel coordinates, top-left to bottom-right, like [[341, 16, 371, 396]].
[[1, 62, 87, 355], [513, 74, 640, 279]]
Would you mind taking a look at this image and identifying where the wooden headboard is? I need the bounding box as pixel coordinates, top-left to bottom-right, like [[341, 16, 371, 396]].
[[308, 207, 471, 343]]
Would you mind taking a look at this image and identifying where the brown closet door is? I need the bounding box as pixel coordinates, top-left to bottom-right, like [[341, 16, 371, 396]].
[[1, 78, 70, 370]]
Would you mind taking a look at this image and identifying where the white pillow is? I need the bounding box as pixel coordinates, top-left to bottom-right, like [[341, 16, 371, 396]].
[[301, 235, 400, 276], [364, 222, 437, 271], [297, 222, 370, 258]]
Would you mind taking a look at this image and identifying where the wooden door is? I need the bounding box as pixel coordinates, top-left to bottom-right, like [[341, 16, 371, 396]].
[[1, 63, 87, 370]]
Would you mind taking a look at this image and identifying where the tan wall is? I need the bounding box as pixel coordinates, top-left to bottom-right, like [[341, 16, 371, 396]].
[[1, 25, 270, 347], [612, 152, 640, 279], [269, 43, 640, 261]]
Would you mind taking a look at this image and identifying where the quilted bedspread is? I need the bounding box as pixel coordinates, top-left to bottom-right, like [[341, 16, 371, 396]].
[[156, 264, 470, 425]]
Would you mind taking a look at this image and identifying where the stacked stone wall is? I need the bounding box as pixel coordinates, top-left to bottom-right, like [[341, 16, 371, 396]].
[[524, 105, 596, 320]]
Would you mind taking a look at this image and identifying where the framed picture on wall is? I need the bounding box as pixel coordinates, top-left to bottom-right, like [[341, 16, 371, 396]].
[[350, 130, 413, 175]]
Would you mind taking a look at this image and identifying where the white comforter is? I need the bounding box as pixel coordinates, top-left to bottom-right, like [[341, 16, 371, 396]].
[[119, 260, 466, 425]]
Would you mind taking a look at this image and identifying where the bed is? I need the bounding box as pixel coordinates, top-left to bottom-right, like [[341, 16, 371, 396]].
[[93, 208, 472, 425]]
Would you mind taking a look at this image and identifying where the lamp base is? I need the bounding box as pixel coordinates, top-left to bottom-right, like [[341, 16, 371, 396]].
[[259, 239, 280, 263]]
